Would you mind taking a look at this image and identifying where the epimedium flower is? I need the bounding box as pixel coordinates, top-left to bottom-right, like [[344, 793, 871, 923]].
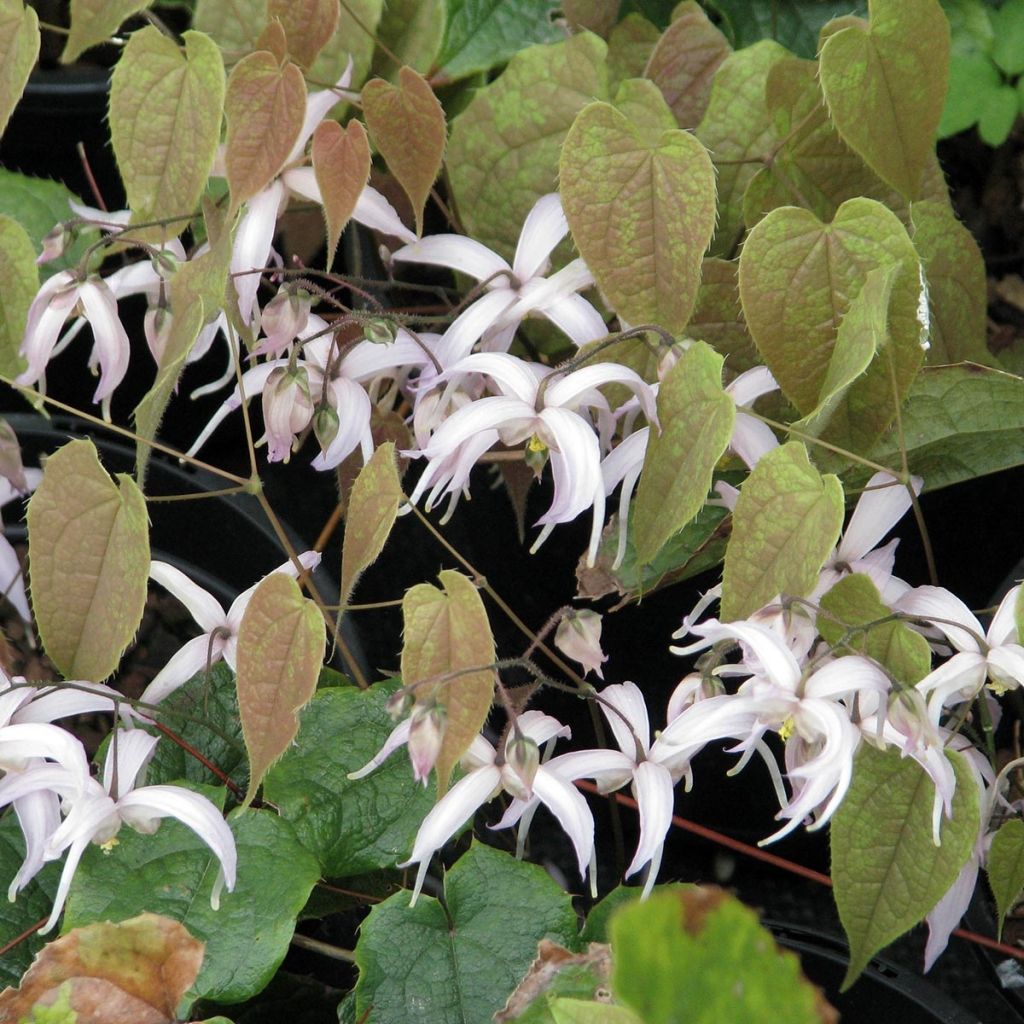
[[554, 609, 608, 679]]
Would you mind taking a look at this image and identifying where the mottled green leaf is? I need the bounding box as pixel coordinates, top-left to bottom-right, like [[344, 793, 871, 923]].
[[193, 0, 264, 55], [267, 0, 338, 68], [353, 843, 581, 1024], [313, 117, 371, 264], [563, 0, 620, 36], [0, 0, 38, 139], [401, 569, 494, 795], [0, 213, 35, 377], [263, 680, 437, 875], [447, 33, 609, 259], [721, 442, 844, 621], [987, 819, 1024, 939], [819, 0, 949, 199], [695, 39, 789, 257], [436, 0, 563, 82], [611, 888, 834, 1023], [688, 258, 758, 372], [560, 97, 716, 334], [707, 0, 866, 56], [110, 27, 225, 243], [606, 14, 660, 90], [62, 0, 149, 63], [633, 343, 734, 564], [991, 0, 1024, 75], [831, 744, 979, 988], [611, 78, 677, 145], [373, 0, 446, 78], [27, 440, 149, 681]]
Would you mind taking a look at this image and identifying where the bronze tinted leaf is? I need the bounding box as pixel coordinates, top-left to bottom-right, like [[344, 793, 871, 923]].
[[312, 118, 371, 263]]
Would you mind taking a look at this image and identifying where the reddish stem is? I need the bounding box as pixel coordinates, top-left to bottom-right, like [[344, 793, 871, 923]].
[[0, 917, 46, 958], [153, 721, 245, 799]]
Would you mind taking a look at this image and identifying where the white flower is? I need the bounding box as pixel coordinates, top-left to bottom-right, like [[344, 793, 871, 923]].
[[554, 610, 608, 679]]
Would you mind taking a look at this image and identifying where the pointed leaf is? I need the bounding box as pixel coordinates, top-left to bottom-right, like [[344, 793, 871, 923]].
[[62, 0, 149, 63], [695, 40, 789, 257], [254, 18, 288, 63], [340, 441, 403, 607], [0, 213, 35, 377], [401, 570, 495, 795], [819, 0, 950, 199], [309, 0, 383, 100], [633, 343, 735, 565], [644, 1, 731, 129], [27, 439, 149, 681], [721, 442, 844, 621], [611, 78, 676, 145], [110, 28, 225, 244], [373, 0, 446, 78], [987, 819, 1024, 939], [560, 98, 717, 334], [831, 744, 979, 989], [353, 844, 581, 1024], [447, 33, 609, 259], [0, 0, 38, 139], [224, 50, 307, 212], [267, 0, 339, 68], [236, 572, 325, 807], [312, 118, 370, 263], [363, 67, 446, 237], [607, 14, 661, 90]]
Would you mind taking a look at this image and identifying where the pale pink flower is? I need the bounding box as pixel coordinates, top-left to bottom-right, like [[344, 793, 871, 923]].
[[555, 610, 608, 678]]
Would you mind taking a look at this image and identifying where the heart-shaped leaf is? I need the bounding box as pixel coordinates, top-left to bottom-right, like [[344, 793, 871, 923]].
[[267, 0, 339, 68], [607, 14, 660, 89], [0, 0, 38, 139], [62, 0, 148, 63], [312, 118, 371, 264], [989, 820, 1024, 939], [0, 214, 36, 377]]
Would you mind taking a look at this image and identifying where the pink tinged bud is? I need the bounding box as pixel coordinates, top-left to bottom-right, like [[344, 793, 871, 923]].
[[261, 366, 314, 463], [502, 733, 540, 801], [555, 610, 608, 679], [257, 286, 311, 359], [144, 306, 173, 365], [313, 402, 340, 456], [37, 223, 70, 265], [386, 688, 414, 722], [407, 703, 446, 785], [363, 318, 398, 345]]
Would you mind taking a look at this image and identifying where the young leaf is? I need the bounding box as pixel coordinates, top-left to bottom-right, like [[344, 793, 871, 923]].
[[560, 97, 717, 334], [987, 819, 1024, 939], [362, 67, 446, 237], [309, 0, 383, 99], [62, 0, 149, 63], [991, 0, 1024, 75], [690, 258, 759, 372], [0, 0, 38, 139], [224, 49, 307, 212], [109, 28, 226, 244], [27, 440, 149, 682], [721, 442, 844, 621], [193, 0, 265, 55], [312, 118, 371, 264], [644, 1, 731, 129], [632, 342, 735, 565], [263, 681, 437, 875], [0, 213, 36, 377], [267, 0, 339, 68], [373, 0, 446, 78], [607, 14, 661, 89], [447, 33, 609, 259], [353, 843, 581, 1024], [340, 441, 403, 608], [611, 79, 677, 145], [818, 0, 950, 199], [236, 572, 326, 807], [254, 17, 288, 63], [695, 40, 788, 257], [831, 744, 979, 989], [563, 0, 621, 36], [401, 570, 495, 795], [611, 888, 836, 1024]]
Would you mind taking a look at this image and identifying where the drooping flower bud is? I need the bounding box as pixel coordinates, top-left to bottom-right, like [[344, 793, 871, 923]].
[[503, 732, 541, 801], [407, 702, 447, 785], [386, 687, 414, 722], [257, 286, 311, 359], [261, 365, 313, 463], [152, 249, 181, 280], [555, 609, 607, 679], [363, 317, 397, 345], [37, 223, 71, 265], [144, 305, 173, 365], [313, 401, 340, 456]]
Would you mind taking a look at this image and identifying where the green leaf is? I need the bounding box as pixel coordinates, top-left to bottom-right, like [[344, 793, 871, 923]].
[[695, 39, 789, 257], [818, 572, 931, 684], [721, 442, 844, 621], [611, 78, 677, 145], [65, 804, 320, 1006], [193, 0, 264, 54], [560, 98, 716, 334], [580, 883, 688, 943], [987, 819, 1024, 939], [611, 887, 835, 1023], [689, 258, 759, 372], [353, 843, 581, 1024], [991, 0, 1024, 74], [0, 213, 35, 378], [944, 0, 994, 57], [62, 0, 149, 63], [309, 0, 383, 100], [27, 439, 149, 682], [0, 0, 38, 140], [550, 999, 644, 1024], [938, 54, 1001, 138], [705, 0, 865, 57], [633, 343, 735, 564], [819, 0, 950, 199], [109, 28, 225, 244], [859, 363, 1024, 490], [606, 14, 660, 90], [436, 0, 563, 82], [643, 2, 731, 129], [401, 569, 495, 795], [236, 572, 325, 808], [262, 681, 437, 876], [373, 0, 447, 78], [832, 744, 979, 988], [446, 33, 609, 260], [267, 0, 339, 69], [977, 84, 1020, 146]]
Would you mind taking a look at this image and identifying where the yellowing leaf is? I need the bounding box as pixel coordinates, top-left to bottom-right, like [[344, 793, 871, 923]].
[[819, 0, 950, 199], [401, 570, 495, 795], [363, 67, 446, 237], [27, 440, 149, 682], [644, 1, 731, 128], [224, 50, 307, 212], [0, 0, 38, 139], [62, 0, 148, 63], [237, 572, 326, 808], [0, 213, 36, 377], [109, 28, 225, 244], [312, 118, 371, 264], [560, 97, 716, 335], [340, 442, 403, 608], [267, 0, 339, 68]]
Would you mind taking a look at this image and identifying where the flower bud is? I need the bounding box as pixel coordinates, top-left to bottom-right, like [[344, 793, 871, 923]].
[[386, 688, 414, 722], [502, 732, 540, 801], [259, 286, 311, 358], [555, 609, 607, 679], [152, 249, 181, 279], [407, 702, 447, 785], [143, 306, 173, 365], [37, 223, 71, 265], [313, 401, 340, 456], [261, 366, 313, 463], [363, 317, 397, 345]]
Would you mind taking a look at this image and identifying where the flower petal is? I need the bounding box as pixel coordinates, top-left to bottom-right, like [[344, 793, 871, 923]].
[[393, 234, 510, 283], [837, 471, 918, 564], [511, 193, 568, 281], [624, 760, 675, 893]]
